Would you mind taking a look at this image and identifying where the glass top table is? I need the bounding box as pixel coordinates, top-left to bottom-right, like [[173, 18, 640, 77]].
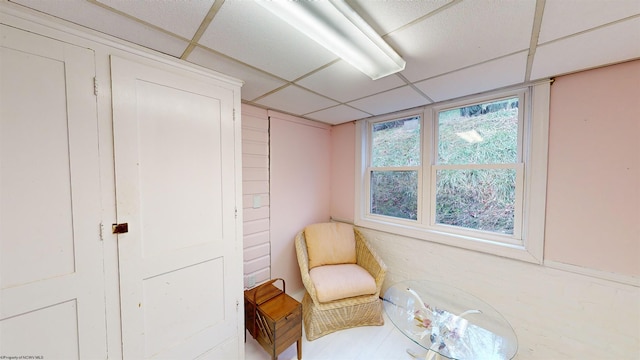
[[383, 280, 518, 360]]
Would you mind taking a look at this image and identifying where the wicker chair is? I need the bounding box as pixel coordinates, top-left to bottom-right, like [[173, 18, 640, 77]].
[[294, 224, 387, 341]]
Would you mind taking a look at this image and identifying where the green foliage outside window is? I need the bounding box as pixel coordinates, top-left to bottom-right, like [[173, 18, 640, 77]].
[[370, 98, 519, 234], [371, 117, 420, 167], [370, 117, 420, 220], [435, 168, 516, 234], [370, 170, 418, 220], [436, 99, 519, 234]]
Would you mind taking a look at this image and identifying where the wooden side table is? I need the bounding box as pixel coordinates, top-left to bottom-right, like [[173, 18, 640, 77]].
[[244, 278, 302, 360]]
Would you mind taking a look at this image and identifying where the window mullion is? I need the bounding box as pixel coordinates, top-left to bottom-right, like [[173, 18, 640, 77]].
[[513, 163, 525, 239], [422, 108, 434, 227]]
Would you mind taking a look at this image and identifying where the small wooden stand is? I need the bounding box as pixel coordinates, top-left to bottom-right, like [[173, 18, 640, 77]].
[[244, 278, 302, 360]]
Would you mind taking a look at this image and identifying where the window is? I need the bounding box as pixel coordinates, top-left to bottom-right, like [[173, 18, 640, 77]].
[[370, 117, 420, 220], [356, 84, 550, 262], [434, 96, 523, 238]]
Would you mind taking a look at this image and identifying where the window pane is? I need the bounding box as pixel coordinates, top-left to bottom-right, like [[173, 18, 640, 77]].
[[371, 117, 420, 167], [435, 168, 516, 234], [371, 170, 417, 220], [438, 98, 518, 165]]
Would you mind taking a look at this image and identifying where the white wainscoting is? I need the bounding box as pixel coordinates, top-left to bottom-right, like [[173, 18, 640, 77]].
[[358, 227, 640, 359]]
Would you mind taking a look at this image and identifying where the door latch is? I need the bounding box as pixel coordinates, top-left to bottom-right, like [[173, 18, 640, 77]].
[[112, 223, 129, 234]]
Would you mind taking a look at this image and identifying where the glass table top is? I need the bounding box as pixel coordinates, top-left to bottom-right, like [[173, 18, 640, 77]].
[[383, 280, 518, 360]]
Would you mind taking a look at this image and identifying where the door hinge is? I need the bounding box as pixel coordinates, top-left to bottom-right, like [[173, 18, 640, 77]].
[[233, 108, 236, 122], [93, 77, 98, 96], [99, 222, 105, 241], [236, 299, 240, 311], [234, 207, 238, 219]]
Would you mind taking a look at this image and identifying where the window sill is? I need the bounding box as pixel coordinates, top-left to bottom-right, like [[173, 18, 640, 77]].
[[355, 217, 543, 264]]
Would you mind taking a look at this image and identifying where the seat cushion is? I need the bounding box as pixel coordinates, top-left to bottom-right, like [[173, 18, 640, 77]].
[[309, 264, 377, 303], [305, 222, 356, 269]]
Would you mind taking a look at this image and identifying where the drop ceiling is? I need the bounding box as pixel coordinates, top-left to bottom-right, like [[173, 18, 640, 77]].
[[7, 0, 640, 125]]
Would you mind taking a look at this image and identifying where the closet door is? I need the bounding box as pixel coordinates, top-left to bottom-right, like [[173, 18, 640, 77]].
[[0, 25, 107, 358], [111, 56, 241, 359]]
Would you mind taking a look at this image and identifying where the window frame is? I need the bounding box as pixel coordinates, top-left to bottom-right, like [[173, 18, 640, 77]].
[[355, 83, 550, 263], [365, 114, 423, 223], [429, 91, 525, 244]]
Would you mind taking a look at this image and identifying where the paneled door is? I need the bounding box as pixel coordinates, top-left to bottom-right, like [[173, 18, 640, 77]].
[[111, 56, 241, 359], [0, 25, 107, 358]]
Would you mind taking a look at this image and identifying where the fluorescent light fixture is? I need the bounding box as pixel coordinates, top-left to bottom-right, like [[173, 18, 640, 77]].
[[257, 0, 406, 80]]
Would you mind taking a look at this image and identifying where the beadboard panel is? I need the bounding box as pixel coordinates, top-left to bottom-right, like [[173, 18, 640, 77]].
[[244, 256, 270, 274], [243, 207, 270, 223], [242, 194, 270, 208], [244, 232, 270, 249], [242, 111, 269, 130], [242, 128, 268, 143], [241, 104, 270, 289], [243, 218, 269, 236], [243, 243, 269, 260], [242, 180, 269, 195], [243, 154, 269, 168], [242, 141, 269, 156], [243, 167, 268, 181], [358, 227, 640, 359]]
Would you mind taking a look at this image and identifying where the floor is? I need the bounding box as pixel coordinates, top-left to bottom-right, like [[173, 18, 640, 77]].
[[244, 291, 420, 360], [244, 312, 420, 360]]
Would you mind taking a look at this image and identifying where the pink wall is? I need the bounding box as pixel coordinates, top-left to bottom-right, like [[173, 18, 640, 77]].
[[269, 111, 332, 293], [545, 60, 640, 277], [328, 60, 640, 278], [330, 122, 356, 223]]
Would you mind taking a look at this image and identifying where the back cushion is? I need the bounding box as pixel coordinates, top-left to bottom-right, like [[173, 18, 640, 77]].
[[305, 222, 356, 269]]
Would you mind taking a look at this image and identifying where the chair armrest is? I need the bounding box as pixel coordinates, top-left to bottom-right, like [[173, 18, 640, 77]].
[[294, 231, 320, 303], [354, 229, 387, 296]]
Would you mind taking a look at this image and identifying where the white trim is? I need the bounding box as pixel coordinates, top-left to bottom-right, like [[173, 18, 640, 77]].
[[523, 82, 550, 262], [355, 218, 542, 263], [355, 120, 366, 222], [544, 260, 640, 287]]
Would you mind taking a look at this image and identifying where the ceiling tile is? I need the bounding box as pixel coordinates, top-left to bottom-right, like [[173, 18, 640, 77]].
[[415, 52, 528, 102], [305, 105, 371, 125], [8, 0, 639, 125], [198, 1, 338, 81], [531, 18, 640, 80], [11, 0, 188, 56], [348, 86, 430, 116], [253, 85, 339, 116], [187, 46, 286, 101], [347, 0, 452, 35], [388, 0, 535, 82], [96, 0, 215, 39], [538, 0, 640, 44], [296, 60, 405, 102]]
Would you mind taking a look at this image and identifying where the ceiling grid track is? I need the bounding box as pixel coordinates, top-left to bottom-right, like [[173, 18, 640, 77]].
[[525, 0, 547, 82], [181, 0, 225, 60]]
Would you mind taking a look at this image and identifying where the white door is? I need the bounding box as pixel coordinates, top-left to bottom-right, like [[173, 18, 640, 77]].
[[0, 25, 107, 359], [111, 56, 241, 359]]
